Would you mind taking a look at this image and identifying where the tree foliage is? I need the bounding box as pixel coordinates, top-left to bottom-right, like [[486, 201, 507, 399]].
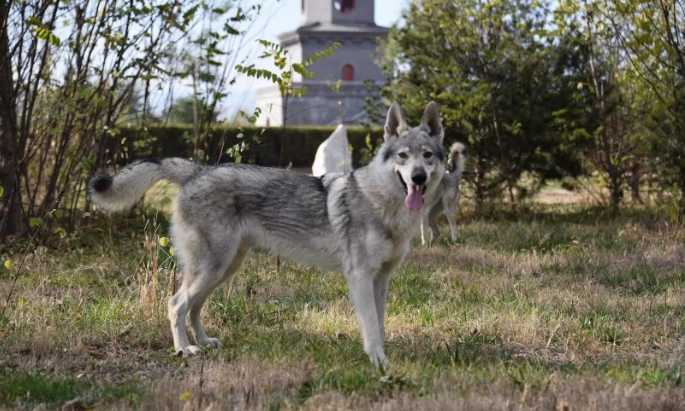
[[381, 0, 685, 215], [0, 0, 277, 240], [381, 0, 585, 205], [605, 0, 685, 218], [552, 0, 648, 212]]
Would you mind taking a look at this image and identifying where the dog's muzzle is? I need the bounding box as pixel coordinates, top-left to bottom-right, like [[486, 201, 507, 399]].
[[397, 171, 427, 211], [397, 171, 428, 196]]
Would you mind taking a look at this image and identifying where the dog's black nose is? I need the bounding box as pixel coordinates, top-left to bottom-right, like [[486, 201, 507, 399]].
[[411, 170, 427, 185]]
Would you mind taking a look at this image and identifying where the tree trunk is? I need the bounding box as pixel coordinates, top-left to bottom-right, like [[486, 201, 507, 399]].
[[630, 161, 642, 204], [609, 170, 622, 215], [475, 154, 487, 209], [679, 170, 685, 225], [0, 0, 23, 240]]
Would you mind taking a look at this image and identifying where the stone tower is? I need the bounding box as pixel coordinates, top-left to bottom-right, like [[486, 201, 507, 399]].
[[255, 0, 389, 126]]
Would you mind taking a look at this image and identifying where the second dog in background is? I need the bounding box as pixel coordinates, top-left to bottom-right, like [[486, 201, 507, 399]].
[[421, 142, 466, 245]]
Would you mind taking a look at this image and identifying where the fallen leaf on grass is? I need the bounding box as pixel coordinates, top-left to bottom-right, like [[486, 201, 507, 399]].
[[62, 398, 87, 411], [78, 344, 105, 359], [118, 323, 133, 337]]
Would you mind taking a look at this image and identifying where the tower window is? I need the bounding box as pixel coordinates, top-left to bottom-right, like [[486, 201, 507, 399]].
[[334, 0, 354, 13], [302, 0, 305, 12], [342, 64, 354, 81]]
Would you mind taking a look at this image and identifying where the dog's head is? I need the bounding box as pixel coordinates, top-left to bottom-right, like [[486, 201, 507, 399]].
[[377, 101, 445, 212]]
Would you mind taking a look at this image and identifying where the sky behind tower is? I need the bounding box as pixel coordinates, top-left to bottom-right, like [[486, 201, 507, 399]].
[[221, 0, 407, 119]]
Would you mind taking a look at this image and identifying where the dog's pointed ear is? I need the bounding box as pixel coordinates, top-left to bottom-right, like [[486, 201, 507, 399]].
[[420, 101, 444, 143], [384, 101, 407, 141]]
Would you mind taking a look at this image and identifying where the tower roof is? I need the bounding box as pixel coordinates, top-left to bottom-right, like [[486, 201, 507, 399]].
[[279, 21, 389, 47]]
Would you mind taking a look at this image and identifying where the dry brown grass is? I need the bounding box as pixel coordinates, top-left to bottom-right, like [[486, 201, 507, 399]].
[[1, 203, 684, 410]]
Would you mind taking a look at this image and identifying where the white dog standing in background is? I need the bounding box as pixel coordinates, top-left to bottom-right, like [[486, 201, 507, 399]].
[[312, 124, 352, 176], [421, 142, 466, 245]]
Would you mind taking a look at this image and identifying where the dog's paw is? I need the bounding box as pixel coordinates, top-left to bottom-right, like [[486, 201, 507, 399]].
[[180, 345, 204, 356], [369, 352, 390, 370], [200, 338, 222, 348]]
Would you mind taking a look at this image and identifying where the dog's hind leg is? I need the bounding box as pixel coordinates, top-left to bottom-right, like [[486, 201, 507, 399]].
[[428, 203, 442, 245], [168, 280, 203, 356], [444, 192, 460, 242], [188, 245, 249, 348], [373, 260, 400, 345], [168, 221, 243, 356], [420, 218, 428, 246]]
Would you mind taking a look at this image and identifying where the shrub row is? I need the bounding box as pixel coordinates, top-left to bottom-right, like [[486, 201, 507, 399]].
[[115, 125, 466, 168], [116, 125, 384, 168]]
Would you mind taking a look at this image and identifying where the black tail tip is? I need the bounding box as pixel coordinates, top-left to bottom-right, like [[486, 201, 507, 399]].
[[89, 173, 113, 193]]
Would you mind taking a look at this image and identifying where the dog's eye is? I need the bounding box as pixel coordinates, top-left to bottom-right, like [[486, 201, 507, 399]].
[[423, 152, 433, 159], [398, 152, 408, 159]]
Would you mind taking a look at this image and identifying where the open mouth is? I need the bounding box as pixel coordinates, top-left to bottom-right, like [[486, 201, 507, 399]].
[[397, 171, 427, 211]]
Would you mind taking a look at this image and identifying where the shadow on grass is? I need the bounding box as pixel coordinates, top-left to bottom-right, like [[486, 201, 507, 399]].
[[0, 368, 141, 408]]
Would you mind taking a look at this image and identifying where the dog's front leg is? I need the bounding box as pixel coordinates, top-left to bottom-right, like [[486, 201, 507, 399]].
[[345, 271, 388, 367]]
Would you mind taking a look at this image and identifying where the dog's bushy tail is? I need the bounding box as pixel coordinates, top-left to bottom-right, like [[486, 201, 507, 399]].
[[448, 142, 466, 176], [88, 158, 200, 212]]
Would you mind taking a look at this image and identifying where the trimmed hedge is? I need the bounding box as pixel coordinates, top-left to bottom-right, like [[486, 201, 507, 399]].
[[115, 125, 385, 168], [114, 125, 466, 167]]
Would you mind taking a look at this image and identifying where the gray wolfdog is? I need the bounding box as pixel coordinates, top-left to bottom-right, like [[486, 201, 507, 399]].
[[421, 142, 466, 245], [88, 102, 445, 366]]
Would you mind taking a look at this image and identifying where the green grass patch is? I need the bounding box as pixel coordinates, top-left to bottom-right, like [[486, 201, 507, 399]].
[[0, 369, 141, 408]]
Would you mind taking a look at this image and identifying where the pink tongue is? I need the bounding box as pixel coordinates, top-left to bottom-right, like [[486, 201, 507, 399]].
[[405, 185, 424, 211]]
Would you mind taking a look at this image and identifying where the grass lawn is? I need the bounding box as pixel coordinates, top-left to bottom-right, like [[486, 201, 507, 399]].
[[1, 199, 684, 410]]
